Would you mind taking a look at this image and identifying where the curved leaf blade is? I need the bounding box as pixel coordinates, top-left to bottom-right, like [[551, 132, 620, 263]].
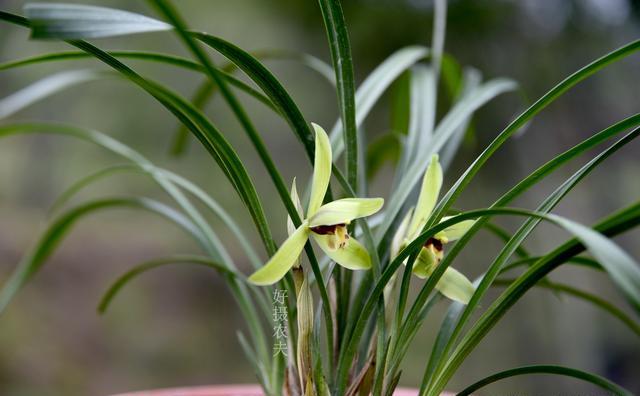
[[457, 365, 633, 396], [25, 3, 171, 39], [0, 69, 111, 118], [0, 197, 206, 314], [99, 255, 241, 313]]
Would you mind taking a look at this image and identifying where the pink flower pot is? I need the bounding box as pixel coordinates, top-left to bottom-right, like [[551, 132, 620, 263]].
[[112, 384, 454, 396]]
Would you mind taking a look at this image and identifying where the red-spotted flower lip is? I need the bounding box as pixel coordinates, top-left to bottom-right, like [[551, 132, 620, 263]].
[[309, 223, 347, 235], [424, 237, 444, 252]]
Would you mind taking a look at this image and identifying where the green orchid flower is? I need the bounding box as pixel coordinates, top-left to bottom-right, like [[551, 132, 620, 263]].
[[391, 154, 476, 304], [249, 124, 384, 286]]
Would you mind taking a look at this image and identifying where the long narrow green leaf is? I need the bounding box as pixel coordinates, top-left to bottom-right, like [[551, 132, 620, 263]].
[[501, 256, 602, 274], [170, 50, 334, 155], [493, 278, 640, 336], [190, 32, 316, 161], [428, 39, 640, 233], [47, 161, 263, 269], [482, 222, 530, 258], [0, 69, 111, 118], [98, 255, 243, 313], [414, 0, 446, 160], [0, 50, 204, 71], [25, 3, 171, 39], [552, 214, 640, 311], [397, 64, 434, 175], [0, 197, 205, 313], [48, 163, 137, 214], [456, 365, 633, 396], [427, 202, 640, 396], [0, 51, 278, 115], [317, 0, 358, 190], [438, 68, 482, 170], [329, 46, 429, 157]]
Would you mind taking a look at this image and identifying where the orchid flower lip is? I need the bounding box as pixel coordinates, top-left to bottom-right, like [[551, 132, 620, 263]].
[[309, 223, 347, 235], [310, 223, 350, 250], [424, 237, 444, 252]]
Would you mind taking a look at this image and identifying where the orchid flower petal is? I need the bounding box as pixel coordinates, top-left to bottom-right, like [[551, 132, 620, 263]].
[[309, 198, 384, 227], [436, 217, 475, 243], [312, 234, 371, 270], [435, 266, 475, 304], [412, 247, 437, 279], [307, 123, 332, 217], [407, 154, 443, 240], [391, 207, 413, 259], [287, 177, 304, 236], [248, 224, 310, 285]]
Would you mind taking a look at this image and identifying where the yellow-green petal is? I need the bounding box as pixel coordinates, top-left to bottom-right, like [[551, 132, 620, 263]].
[[436, 217, 475, 243], [412, 247, 437, 279], [308, 198, 384, 227], [312, 234, 371, 270], [391, 207, 413, 259], [435, 267, 475, 304], [287, 177, 305, 236], [248, 224, 310, 286], [307, 123, 332, 217], [407, 154, 443, 241]]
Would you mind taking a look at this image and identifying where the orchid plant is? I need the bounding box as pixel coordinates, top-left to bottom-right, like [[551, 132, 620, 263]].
[[1, 1, 639, 396]]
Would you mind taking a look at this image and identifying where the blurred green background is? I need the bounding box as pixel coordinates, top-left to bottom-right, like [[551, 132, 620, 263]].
[[1, 0, 640, 395]]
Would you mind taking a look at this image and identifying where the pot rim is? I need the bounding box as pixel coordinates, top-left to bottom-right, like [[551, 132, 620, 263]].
[[111, 384, 448, 396]]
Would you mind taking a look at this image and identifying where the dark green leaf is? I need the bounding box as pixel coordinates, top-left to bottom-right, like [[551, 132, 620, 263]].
[[317, 0, 358, 190], [457, 365, 633, 396]]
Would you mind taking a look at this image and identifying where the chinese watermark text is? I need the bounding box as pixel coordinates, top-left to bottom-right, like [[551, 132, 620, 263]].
[[272, 289, 288, 356]]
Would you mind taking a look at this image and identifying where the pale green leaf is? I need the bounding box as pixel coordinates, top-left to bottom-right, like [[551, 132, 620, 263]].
[[0, 70, 110, 118], [25, 3, 172, 39], [550, 214, 640, 312], [329, 46, 429, 156]]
